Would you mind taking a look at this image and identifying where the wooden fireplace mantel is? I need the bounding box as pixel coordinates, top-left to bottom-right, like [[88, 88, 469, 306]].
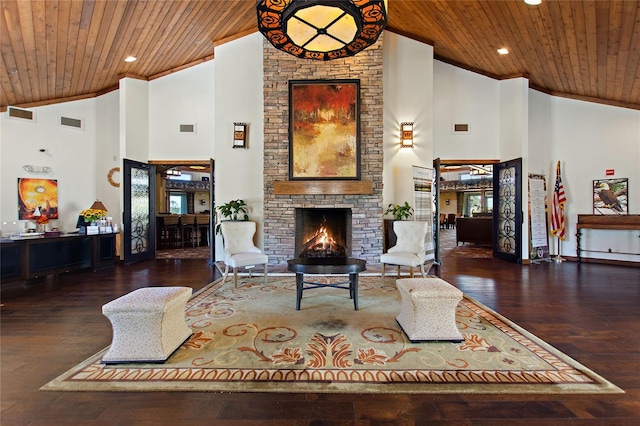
[[273, 180, 373, 195]]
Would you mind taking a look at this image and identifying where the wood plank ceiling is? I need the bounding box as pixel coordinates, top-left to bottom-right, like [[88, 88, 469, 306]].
[[1, 0, 639, 110]]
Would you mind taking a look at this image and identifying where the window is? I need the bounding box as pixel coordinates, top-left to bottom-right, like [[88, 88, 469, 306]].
[[169, 193, 188, 214], [462, 190, 493, 217]]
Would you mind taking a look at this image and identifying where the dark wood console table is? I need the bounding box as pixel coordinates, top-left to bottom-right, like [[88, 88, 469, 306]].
[[1, 232, 117, 283], [576, 215, 640, 263], [287, 258, 367, 310]]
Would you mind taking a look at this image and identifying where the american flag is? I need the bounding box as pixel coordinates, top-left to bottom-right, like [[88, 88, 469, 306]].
[[550, 161, 566, 240]]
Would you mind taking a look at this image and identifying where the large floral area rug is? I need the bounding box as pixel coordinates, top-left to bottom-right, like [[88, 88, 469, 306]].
[[42, 276, 622, 394]]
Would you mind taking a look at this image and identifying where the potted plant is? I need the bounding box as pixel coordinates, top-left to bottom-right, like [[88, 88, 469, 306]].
[[385, 201, 414, 220], [215, 199, 249, 234], [383, 201, 414, 251]]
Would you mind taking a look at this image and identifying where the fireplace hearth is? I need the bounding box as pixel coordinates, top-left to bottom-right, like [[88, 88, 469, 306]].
[[295, 208, 352, 258]]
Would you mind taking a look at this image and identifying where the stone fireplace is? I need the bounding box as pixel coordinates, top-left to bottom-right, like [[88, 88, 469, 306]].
[[261, 37, 384, 265], [295, 208, 352, 258]]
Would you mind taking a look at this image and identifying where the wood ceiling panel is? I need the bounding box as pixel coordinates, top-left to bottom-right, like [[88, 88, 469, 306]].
[[2, 0, 29, 103], [1, 0, 638, 110]]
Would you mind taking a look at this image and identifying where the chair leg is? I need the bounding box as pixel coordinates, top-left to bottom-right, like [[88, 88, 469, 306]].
[[263, 264, 268, 285], [223, 264, 230, 283], [233, 268, 238, 288], [420, 263, 426, 277], [381, 263, 386, 283], [409, 266, 414, 278]]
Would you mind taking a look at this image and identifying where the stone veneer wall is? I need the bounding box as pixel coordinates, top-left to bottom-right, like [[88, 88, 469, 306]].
[[262, 37, 384, 265]]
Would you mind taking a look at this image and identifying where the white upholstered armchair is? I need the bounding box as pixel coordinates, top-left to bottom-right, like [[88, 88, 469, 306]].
[[380, 220, 430, 282], [220, 221, 268, 288]]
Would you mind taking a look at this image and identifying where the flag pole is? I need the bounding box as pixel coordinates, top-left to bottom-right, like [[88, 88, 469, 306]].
[[551, 160, 567, 264], [556, 238, 564, 263]]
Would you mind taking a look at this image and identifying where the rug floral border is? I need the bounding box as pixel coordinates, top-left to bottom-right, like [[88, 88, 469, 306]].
[[42, 277, 623, 394]]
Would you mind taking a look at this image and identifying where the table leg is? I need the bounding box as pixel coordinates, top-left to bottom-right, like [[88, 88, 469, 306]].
[[295, 273, 303, 310], [350, 272, 359, 310]]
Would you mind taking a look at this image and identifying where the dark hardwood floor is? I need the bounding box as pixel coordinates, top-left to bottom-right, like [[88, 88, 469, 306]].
[[1, 257, 639, 425]]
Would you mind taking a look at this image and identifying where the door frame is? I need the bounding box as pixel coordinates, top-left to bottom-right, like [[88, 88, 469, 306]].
[[434, 159, 500, 263], [148, 159, 214, 264]]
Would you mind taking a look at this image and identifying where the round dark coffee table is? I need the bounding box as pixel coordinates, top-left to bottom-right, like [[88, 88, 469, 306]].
[[287, 257, 367, 310]]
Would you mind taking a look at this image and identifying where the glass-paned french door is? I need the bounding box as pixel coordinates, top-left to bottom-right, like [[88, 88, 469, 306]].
[[492, 158, 522, 263], [123, 159, 156, 264]]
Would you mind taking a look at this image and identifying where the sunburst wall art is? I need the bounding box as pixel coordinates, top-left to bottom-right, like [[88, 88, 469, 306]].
[[18, 178, 59, 220]]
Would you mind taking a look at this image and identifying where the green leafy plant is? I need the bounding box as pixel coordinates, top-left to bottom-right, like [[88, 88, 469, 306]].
[[385, 201, 414, 220], [215, 199, 249, 234]]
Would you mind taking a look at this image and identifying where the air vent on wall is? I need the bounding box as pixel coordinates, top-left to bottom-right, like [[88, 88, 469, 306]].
[[179, 123, 196, 134], [60, 115, 84, 130], [8, 106, 35, 121], [452, 123, 470, 134]]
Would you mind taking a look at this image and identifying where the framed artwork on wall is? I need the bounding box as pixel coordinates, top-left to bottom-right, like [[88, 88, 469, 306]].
[[233, 123, 247, 149], [18, 178, 59, 220], [289, 79, 360, 180], [593, 178, 628, 214]]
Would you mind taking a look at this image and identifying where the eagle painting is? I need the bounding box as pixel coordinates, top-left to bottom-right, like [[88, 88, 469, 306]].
[[594, 180, 627, 214]]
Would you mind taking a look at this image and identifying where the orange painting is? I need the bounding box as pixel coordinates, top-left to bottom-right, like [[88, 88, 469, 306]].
[[18, 178, 59, 220], [289, 80, 360, 180]]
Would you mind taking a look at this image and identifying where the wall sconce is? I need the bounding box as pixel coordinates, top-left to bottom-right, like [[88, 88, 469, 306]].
[[400, 122, 414, 148], [445, 199, 450, 205], [233, 123, 247, 149], [256, 0, 387, 61], [23, 165, 53, 174]]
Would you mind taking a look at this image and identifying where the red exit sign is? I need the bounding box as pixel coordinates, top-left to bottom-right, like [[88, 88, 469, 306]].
[[606, 169, 615, 176]]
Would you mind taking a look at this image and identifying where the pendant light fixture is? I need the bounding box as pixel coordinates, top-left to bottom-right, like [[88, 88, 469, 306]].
[[256, 0, 387, 60]]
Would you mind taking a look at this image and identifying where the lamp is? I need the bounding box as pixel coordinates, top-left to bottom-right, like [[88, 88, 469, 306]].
[[256, 0, 387, 61], [400, 122, 414, 148], [90, 200, 108, 212]]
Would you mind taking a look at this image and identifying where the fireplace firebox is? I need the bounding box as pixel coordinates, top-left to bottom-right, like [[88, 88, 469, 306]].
[[295, 208, 352, 258]]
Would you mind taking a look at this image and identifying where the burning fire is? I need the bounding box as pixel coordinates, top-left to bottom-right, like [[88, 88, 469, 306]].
[[301, 220, 346, 258]]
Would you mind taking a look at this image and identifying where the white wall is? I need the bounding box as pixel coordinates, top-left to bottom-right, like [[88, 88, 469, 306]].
[[433, 61, 500, 159], [149, 61, 216, 160], [382, 32, 434, 209], [499, 78, 528, 161], [550, 97, 640, 261], [499, 78, 530, 259], [528, 90, 553, 176], [213, 33, 265, 260], [96, 90, 121, 225], [120, 78, 149, 162], [1, 99, 98, 233]]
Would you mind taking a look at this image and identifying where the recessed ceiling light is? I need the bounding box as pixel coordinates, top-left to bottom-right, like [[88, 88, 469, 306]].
[[524, 0, 542, 5], [124, 56, 137, 63], [497, 48, 509, 55]]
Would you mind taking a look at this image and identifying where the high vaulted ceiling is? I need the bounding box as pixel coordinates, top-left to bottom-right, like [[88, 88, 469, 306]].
[[1, 0, 639, 111]]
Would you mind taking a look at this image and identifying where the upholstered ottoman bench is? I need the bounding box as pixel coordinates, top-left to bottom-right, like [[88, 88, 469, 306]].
[[396, 277, 464, 343], [101, 286, 193, 364]]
